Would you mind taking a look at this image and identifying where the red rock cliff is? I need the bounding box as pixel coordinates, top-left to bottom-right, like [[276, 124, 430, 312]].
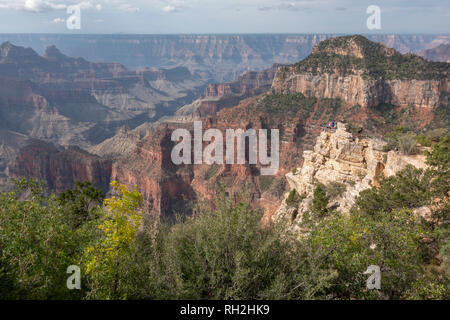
[[11, 140, 112, 193]]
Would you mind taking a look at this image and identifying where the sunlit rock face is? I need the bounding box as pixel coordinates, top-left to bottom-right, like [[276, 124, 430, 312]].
[[273, 122, 428, 232]]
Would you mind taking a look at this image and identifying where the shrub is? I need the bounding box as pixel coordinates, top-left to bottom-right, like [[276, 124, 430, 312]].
[[136, 194, 333, 299], [286, 189, 303, 208], [384, 127, 419, 155], [325, 181, 347, 199], [398, 132, 419, 155], [426, 128, 448, 143], [415, 134, 432, 147], [0, 179, 102, 299], [311, 183, 329, 217], [259, 175, 274, 192]]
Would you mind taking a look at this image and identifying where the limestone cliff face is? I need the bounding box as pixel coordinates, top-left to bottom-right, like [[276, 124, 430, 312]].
[[272, 123, 428, 229], [272, 70, 448, 109]]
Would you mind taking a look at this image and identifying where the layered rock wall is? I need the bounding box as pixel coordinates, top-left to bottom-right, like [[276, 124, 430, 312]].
[[272, 67, 448, 108]]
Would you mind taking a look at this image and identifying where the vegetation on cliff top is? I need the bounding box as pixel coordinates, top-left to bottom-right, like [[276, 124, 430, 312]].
[[254, 93, 316, 116], [295, 35, 449, 80]]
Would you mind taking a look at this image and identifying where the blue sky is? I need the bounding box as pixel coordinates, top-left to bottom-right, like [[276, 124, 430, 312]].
[[0, 0, 448, 34]]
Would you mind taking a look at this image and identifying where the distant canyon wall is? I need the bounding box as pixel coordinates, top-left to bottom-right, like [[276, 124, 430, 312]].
[[1, 34, 448, 82]]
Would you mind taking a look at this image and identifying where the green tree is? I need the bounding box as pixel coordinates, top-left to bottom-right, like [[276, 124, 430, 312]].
[[306, 208, 432, 299], [82, 181, 143, 299], [0, 179, 100, 299], [311, 184, 329, 217], [58, 181, 104, 228], [352, 165, 432, 216]]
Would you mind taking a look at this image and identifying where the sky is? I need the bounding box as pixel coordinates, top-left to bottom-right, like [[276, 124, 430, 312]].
[[0, 0, 448, 34]]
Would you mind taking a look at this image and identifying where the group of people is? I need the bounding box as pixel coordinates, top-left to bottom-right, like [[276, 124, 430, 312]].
[[326, 121, 337, 129]]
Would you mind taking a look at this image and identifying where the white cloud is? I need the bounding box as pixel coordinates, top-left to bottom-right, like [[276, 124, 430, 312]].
[[0, 0, 102, 12], [78, 1, 93, 9], [160, 0, 195, 13], [120, 3, 139, 13], [51, 16, 65, 22], [258, 1, 308, 12], [24, 0, 65, 12], [162, 5, 176, 13]]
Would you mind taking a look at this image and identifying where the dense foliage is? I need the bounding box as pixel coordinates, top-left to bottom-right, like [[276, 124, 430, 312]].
[[255, 93, 316, 116]]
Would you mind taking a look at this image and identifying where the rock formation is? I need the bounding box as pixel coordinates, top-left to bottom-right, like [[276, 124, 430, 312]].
[[272, 122, 428, 230], [11, 140, 112, 193], [175, 64, 279, 119], [272, 35, 448, 109], [0, 42, 206, 148], [0, 42, 206, 191]]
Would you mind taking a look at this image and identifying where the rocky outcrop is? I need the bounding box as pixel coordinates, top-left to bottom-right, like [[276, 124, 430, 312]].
[[272, 35, 449, 109], [204, 65, 279, 99], [11, 140, 112, 193], [272, 123, 428, 229]]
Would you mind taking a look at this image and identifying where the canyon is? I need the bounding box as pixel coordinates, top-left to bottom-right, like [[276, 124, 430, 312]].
[[1, 35, 449, 218]]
